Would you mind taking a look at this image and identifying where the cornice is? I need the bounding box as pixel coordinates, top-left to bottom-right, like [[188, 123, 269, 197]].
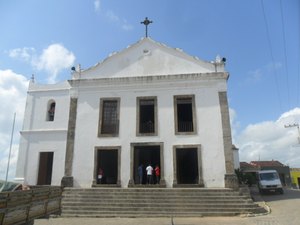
[[69, 72, 229, 89]]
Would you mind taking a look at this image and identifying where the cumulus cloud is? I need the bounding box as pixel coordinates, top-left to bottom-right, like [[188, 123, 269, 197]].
[[0, 70, 28, 181], [245, 62, 282, 84], [8, 44, 75, 84], [229, 108, 240, 143], [32, 44, 75, 83], [121, 21, 134, 31], [8, 47, 36, 62], [95, 6, 133, 31], [235, 108, 300, 168], [106, 10, 119, 22], [94, 0, 101, 12], [104, 10, 133, 31]]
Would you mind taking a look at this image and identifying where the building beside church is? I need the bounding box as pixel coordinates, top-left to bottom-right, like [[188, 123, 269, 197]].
[[15, 37, 238, 189]]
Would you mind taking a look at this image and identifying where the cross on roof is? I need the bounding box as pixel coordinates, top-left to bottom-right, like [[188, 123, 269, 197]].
[[140, 17, 153, 38]]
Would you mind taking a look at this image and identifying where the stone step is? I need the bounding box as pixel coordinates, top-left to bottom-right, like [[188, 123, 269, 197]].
[[60, 188, 262, 217], [63, 193, 243, 198], [62, 198, 252, 204], [62, 193, 243, 199], [61, 211, 240, 217], [62, 205, 257, 211], [63, 188, 238, 194], [61, 208, 255, 215], [63, 192, 243, 197]]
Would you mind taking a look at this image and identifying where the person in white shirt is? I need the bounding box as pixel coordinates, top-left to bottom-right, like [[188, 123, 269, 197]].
[[146, 164, 153, 184]]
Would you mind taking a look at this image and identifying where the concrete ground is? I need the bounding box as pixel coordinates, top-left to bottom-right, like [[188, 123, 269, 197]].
[[33, 217, 270, 225]]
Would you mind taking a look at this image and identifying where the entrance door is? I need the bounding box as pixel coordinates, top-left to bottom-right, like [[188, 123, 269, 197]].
[[176, 148, 198, 184], [37, 152, 54, 185], [133, 145, 160, 184], [97, 149, 118, 184]]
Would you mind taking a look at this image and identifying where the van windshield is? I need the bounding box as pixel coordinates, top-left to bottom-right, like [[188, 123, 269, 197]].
[[259, 172, 279, 181]]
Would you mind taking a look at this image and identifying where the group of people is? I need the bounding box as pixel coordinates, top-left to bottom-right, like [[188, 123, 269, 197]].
[[138, 163, 160, 185]]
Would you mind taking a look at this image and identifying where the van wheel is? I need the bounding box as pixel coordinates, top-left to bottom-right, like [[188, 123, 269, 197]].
[[278, 188, 284, 194]]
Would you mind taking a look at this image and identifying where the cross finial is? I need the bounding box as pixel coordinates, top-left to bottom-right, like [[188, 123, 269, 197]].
[[140, 17, 153, 37], [31, 74, 35, 83]]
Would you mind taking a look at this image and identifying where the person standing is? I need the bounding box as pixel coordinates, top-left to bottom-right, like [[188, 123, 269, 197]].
[[137, 164, 143, 184], [98, 168, 103, 184], [146, 163, 153, 184], [155, 165, 160, 184]]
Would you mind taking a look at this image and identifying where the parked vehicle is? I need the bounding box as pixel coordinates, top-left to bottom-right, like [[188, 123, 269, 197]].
[[0, 180, 22, 192], [256, 170, 284, 194]]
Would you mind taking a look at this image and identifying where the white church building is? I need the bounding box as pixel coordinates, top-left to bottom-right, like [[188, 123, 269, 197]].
[[15, 37, 238, 189]]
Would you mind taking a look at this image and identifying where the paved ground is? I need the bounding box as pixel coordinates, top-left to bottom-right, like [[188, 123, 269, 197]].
[[34, 188, 300, 225]]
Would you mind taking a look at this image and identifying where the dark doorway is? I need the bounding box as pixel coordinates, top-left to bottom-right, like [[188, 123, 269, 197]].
[[97, 149, 118, 184], [176, 148, 198, 184], [37, 152, 54, 185], [134, 146, 160, 184]]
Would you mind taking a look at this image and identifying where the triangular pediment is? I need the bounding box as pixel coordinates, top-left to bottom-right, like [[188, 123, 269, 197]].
[[76, 38, 222, 79]]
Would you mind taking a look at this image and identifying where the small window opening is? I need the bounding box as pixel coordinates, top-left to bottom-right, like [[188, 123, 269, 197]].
[[139, 99, 155, 133], [48, 102, 56, 121], [177, 98, 193, 132]]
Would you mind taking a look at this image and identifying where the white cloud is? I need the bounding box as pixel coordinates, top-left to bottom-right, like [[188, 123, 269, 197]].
[[99, 8, 133, 31], [246, 69, 262, 83], [8, 44, 75, 84], [8, 47, 36, 62], [94, 0, 101, 12], [245, 62, 282, 84], [106, 10, 119, 22], [33, 44, 75, 83], [122, 20, 134, 31], [0, 70, 28, 181], [235, 108, 300, 168]]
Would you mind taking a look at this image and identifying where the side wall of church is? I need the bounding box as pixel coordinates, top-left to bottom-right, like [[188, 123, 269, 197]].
[[15, 84, 70, 185]]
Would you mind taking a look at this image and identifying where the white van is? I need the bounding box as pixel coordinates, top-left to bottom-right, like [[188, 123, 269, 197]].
[[256, 170, 284, 194]]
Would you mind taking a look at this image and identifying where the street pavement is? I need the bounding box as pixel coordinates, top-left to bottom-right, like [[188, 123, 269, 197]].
[[34, 188, 300, 225]]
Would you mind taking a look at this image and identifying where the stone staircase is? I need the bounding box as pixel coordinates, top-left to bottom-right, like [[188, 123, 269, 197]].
[[61, 188, 264, 217]]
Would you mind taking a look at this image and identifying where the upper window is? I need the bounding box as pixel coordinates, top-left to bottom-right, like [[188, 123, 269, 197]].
[[137, 97, 157, 136], [47, 101, 56, 121], [174, 95, 197, 134], [99, 98, 120, 137]]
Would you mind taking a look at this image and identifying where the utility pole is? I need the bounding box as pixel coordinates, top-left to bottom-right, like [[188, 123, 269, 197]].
[[5, 113, 16, 185], [284, 123, 300, 144]]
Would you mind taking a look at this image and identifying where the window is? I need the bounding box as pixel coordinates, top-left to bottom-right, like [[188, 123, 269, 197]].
[[47, 101, 56, 121], [174, 95, 197, 134], [99, 98, 120, 136], [137, 97, 157, 136]]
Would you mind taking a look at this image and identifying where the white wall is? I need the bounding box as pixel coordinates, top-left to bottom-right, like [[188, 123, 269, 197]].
[[15, 82, 70, 185], [72, 75, 228, 188]]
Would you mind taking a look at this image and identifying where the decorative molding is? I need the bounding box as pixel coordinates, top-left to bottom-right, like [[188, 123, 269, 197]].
[[20, 129, 67, 134]]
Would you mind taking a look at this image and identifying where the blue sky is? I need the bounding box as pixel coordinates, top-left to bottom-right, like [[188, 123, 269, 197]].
[[0, 0, 300, 180]]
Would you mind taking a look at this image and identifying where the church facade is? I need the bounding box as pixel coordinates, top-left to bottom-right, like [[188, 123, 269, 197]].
[[15, 38, 238, 188]]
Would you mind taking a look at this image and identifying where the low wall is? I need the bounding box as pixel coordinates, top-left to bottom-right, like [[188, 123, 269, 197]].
[[0, 186, 62, 225]]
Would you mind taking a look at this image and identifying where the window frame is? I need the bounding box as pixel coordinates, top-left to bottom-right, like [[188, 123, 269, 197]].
[[136, 96, 158, 136], [98, 98, 120, 137], [173, 95, 197, 135]]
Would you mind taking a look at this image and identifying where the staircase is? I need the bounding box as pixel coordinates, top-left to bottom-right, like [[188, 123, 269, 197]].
[[61, 188, 264, 217]]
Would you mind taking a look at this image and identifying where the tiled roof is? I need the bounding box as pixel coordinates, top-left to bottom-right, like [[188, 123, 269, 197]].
[[250, 160, 284, 167], [240, 162, 258, 169]]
